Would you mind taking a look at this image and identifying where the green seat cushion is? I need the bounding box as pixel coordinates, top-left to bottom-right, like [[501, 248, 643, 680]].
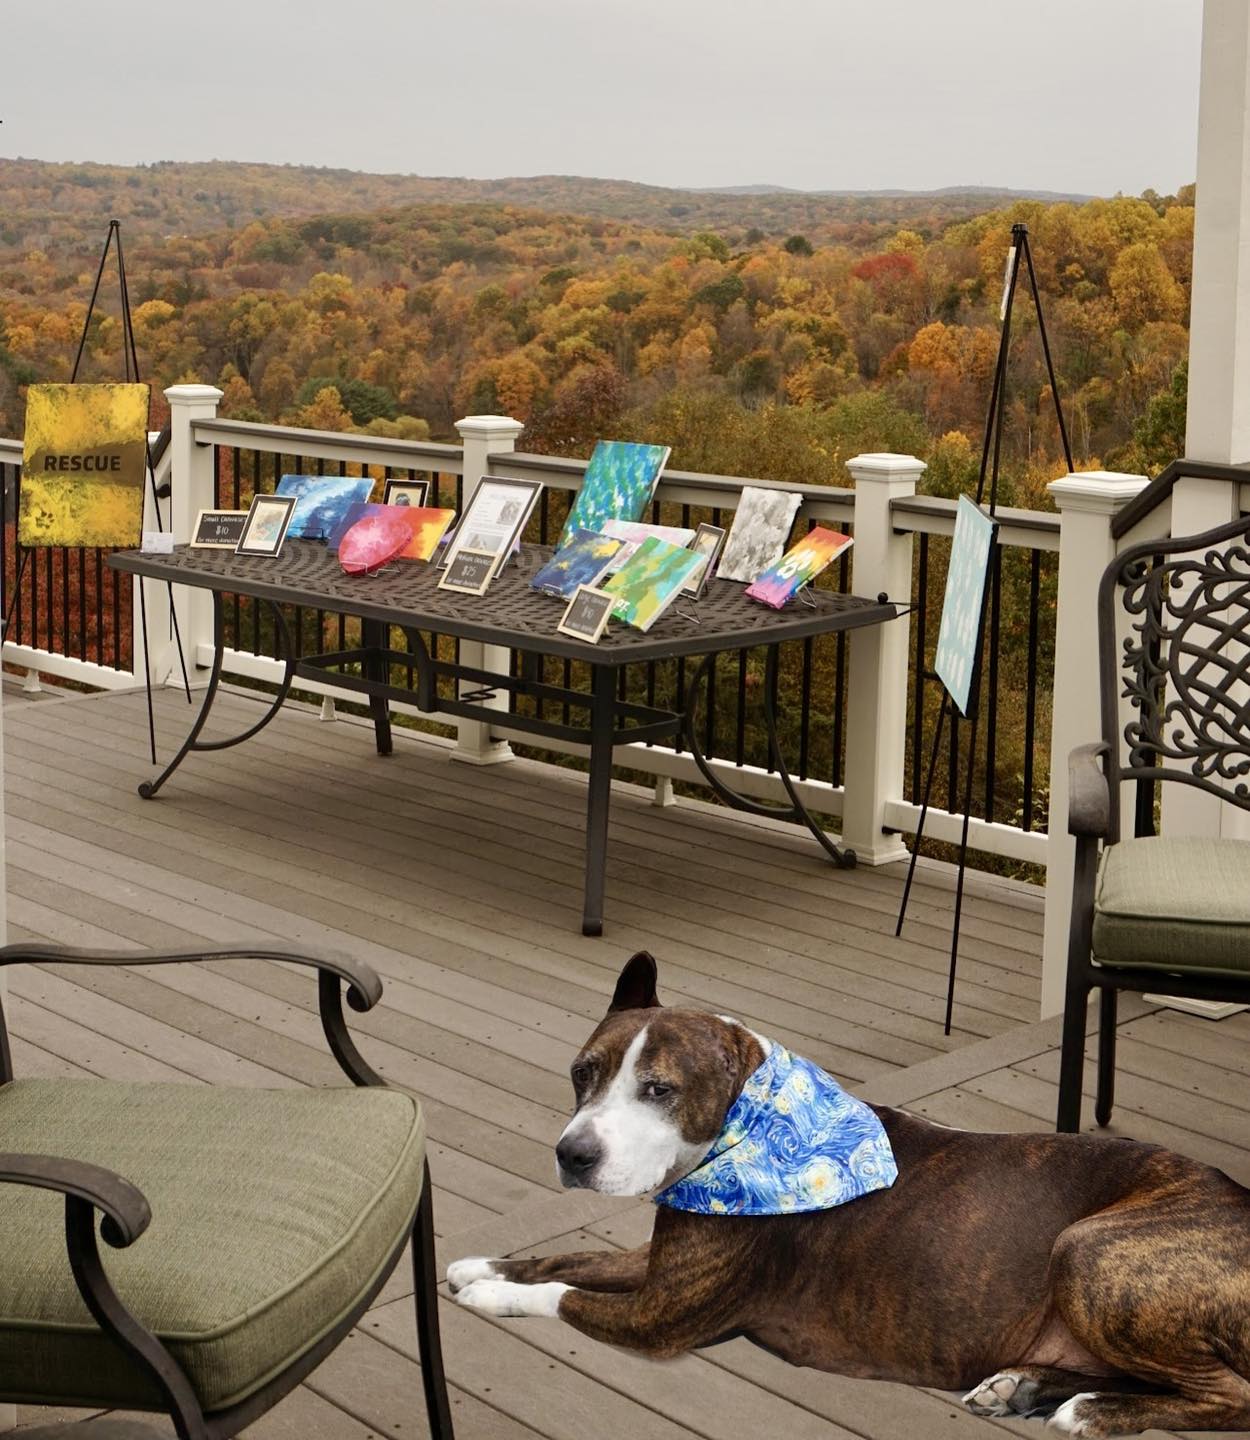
[[0, 1078, 424, 1412], [1092, 835, 1250, 976]]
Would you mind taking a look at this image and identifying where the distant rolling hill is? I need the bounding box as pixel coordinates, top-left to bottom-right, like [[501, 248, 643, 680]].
[[0, 157, 1099, 259]]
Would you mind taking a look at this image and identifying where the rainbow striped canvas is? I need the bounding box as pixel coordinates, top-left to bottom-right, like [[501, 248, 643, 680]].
[[744, 527, 853, 609]]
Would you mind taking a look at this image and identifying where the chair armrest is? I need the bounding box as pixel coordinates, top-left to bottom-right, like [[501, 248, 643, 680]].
[[0, 942, 382, 1013], [1068, 743, 1112, 838], [0, 1153, 151, 1248], [0, 943, 385, 1087]]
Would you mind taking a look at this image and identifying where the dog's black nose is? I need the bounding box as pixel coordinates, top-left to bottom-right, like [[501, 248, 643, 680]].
[[557, 1134, 599, 1183]]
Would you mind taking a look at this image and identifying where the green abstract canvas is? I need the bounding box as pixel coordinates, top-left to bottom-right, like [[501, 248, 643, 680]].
[[557, 440, 670, 550], [602, 536, 703, 632]]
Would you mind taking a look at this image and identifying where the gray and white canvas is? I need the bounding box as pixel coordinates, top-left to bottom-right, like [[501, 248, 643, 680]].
[[717, 487, 804, 583]]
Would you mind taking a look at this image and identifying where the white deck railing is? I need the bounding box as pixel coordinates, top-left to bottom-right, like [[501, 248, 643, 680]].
[[3, 385, 1181, 1017]]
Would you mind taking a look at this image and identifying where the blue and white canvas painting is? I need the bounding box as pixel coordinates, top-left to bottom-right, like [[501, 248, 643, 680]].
[[934, 495, 996, 716], [557, 441, 670, 550], [275, 474, 376, 540]]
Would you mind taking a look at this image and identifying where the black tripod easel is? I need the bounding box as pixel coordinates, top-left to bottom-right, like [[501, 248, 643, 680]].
[[896, 222, 1074, 1034], [11, 220, 191, 763]]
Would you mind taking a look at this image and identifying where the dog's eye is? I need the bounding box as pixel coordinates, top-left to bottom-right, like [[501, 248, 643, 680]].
[[571, 1063, 591, 1089], [643, 1082, 672, 1100]]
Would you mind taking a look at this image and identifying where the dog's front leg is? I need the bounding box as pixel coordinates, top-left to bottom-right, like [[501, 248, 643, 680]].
[[456, 1242, 742, 1360], [455, 1278, 731, 1357], [449, 1244, 650, 1295]]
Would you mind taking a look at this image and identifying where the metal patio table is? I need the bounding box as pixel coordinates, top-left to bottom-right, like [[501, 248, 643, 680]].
[[111, 542, 900, 935]]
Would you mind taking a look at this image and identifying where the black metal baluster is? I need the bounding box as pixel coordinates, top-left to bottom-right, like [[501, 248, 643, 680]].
[[984, 542, 1002, 821], [799, 637, 812, 780], [831, 549, 850, 788], [1022, 547, 1041, 832], [736, 649, 747, 766], [912, 533, 929, 798], [76, 548, 84, 659], [93, 549, 103, 664]]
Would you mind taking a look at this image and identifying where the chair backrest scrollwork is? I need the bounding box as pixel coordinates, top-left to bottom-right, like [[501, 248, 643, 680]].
[[1100, 511, 1250, 835]]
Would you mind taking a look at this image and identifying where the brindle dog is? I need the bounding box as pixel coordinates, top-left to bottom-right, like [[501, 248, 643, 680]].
[[450, 953, 1250, 1437]]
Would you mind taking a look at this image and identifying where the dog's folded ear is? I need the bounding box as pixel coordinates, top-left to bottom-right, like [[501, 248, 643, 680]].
[[609, 951, 661, 1012]]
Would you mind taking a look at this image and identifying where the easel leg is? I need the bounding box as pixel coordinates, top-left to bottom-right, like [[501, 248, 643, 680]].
[[945, 694, 983, 1035], [896, 692, 948, 936]]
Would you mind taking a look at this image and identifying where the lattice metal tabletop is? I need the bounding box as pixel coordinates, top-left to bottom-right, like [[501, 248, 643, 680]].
[[111, 541, 900, 666]]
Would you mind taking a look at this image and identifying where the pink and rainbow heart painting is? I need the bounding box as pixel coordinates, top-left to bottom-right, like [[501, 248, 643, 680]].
[[744, 527, 853, 609], [333, 503, 456, 574], [337, 505, 456, 575]]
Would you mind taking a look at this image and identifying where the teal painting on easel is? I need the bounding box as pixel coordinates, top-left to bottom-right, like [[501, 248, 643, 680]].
[[934, 495, 996, 716]]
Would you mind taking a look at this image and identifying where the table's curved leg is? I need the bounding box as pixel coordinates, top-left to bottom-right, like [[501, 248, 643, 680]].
[[138, 596, 297, 799], [683, 647, 856, 869]]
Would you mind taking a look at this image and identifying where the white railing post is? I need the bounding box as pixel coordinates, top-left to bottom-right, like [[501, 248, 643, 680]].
[[450, 415, 526, 764], [1040, 470, 1148, 1019], [130, 435, 173, 686], [840, 453, 923, 864], [163, 384, 223, 685]]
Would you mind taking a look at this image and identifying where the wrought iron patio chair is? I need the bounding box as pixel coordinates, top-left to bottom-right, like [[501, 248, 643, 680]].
[[0, 942, 454, 1438], [1059, 510, 1250, 1132]]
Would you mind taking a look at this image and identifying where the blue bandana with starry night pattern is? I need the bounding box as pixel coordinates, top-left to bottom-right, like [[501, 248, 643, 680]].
[[653, 1042, 897, 1216]]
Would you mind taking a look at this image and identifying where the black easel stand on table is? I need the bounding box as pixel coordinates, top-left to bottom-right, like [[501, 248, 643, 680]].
[[9, 221, 191, 763], [896, 223, 1074, 1033]]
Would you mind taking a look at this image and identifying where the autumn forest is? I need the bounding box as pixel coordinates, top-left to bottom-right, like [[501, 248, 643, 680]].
[[0, 159, 1196, 505]]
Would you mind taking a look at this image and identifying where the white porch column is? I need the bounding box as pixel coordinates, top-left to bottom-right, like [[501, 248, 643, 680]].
[[450, 415, 525, 765], [1186, 0, 1250, 467], [839, 453, 922, 864], [1169, 0, 1250, 840], [164, 385, 223, 685], [1040, 471, 1148, 1019], [0, 638, 10, 1435]]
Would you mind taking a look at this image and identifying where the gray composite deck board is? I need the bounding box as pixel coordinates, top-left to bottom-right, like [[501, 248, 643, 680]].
[[3, 683, 1247, 1440]]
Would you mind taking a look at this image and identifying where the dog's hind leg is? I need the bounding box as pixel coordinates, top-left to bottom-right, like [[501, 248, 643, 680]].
[[449, 1243, 650, 1295], [963, 1366, 1159, 1420], [1047, 1382, 1250, 1438]]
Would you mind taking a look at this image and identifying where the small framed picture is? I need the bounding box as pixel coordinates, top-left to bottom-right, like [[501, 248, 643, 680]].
[[682, 522, 727, 596], [191, 509, 249, 549], [557, 585, 615, 644], [383, 478, 430, 509], [235, 493, 297, 558], [437, 548, 497, 596]]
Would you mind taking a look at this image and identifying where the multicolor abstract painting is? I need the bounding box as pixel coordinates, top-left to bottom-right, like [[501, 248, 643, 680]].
[[338, 509, 415, 575], [557, 441, 670, 550], [602, 536, 705, 632], [600, 518, 695, 572], [327, 502, 454, 560], [745, 527, 853, 609], [276, 474, 376, 540], [529, 529, 624, 598], [717, 486, 804, 583], [934, 495, 997, 716], [19, 383, 149, 548]]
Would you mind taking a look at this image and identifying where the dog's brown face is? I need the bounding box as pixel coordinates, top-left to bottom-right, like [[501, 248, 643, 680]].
[[556, 953, 766, 1195]]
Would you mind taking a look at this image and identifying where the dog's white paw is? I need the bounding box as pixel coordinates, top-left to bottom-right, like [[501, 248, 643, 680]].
[[1047, 1394, 1099, 1436], [963, 1371, 1025, 1416], [454, 1278, 569, 1318], [446, 1256, 500, 1293]]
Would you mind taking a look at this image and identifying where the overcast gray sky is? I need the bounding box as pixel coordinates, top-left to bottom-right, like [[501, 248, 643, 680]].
[[4, 0, 1203, 196]]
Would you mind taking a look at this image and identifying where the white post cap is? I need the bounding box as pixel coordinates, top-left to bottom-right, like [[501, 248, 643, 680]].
[[1048, 470, 1149, 514], [164, 383, 224, 405], [846, 452, 927, 482], [455, 415, 525, 441]]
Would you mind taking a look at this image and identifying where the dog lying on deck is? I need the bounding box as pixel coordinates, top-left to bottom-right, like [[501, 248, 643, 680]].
[[449, 953, 1250, 1437]]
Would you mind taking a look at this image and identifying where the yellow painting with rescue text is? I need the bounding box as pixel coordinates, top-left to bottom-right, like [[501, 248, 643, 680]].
[[19, 383, 149, 547]]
